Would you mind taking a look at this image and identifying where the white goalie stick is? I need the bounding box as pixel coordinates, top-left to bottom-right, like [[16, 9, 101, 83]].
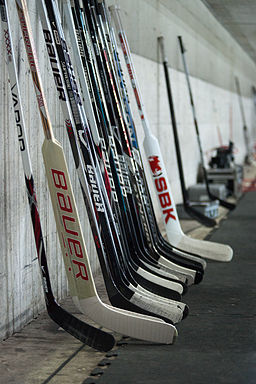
[[109, 5, 233, 262], [15, 0, 178, 343], [0, 0, 114, 352], [40, 0, 188, 325]]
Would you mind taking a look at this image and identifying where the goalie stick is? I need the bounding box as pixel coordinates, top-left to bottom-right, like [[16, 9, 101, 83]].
[[39, 0, 187, 324], [0, 0, 114, 352], [178, 36, 236, 211], [109, 5, 233, 262], [16, 0, 179, 343]]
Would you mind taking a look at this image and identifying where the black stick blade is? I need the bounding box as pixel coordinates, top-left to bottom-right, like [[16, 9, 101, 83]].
[[210, 195, 236, 210], [184, 204, 216, 227], [48, 303, 115, 352]]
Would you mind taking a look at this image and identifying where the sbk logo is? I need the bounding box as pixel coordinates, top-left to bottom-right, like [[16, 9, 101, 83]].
[[148, 155, 176, 224], [149, 155, 162, 176]]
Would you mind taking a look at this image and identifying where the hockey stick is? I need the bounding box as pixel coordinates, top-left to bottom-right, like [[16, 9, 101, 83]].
[[65, 0, 189, 322], [0, 0, 114, 351], [16, 0, 178, 343], [42, 0, 186, 330], [91, 1, 207, 282], [178, 36, 236, 210], [80, 0, 204, 293], [252, 86, 256, 110], [98, 3, 207, 275], [78, 0, 199, 290], [41, 0, 187, 325], [67, 1, 192, 321], [65, 0, 192, 294], [109, 5, 233, 262], [158, 36, 218, 225], [52, 0, 189, 318], [46, 0, 188, 323], [235, 76, 252, 165]]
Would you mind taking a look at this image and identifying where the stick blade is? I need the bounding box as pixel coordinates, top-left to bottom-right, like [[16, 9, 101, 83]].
[[184, 203, 216, 227], [48, 302, 115, 351], [42, 139, 115, 348]]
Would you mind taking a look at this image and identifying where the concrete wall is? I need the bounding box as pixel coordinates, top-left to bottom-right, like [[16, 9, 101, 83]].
[[109, 0, 256, 96], [0, 0, 256, 340]]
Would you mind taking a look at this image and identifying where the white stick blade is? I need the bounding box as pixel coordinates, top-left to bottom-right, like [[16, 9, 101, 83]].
[[42, 138, 97, 299]]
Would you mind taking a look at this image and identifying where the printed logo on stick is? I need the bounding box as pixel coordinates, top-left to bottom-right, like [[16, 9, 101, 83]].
[[148, 155, 162, 177], [148, 155, 176, 223]]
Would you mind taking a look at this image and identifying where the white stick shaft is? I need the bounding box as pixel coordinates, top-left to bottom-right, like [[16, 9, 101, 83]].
[[1, 1, 32, 179], [109, 6, 186, 244]]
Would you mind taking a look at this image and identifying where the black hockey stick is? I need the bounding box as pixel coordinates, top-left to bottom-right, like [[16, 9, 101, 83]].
[[0, 0, 114, 352], [158, 36, 217, 226], [178, 35, 236, 211]]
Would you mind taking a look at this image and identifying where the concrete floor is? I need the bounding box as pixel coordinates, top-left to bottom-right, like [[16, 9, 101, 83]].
[[0, 278, 122, 384], [0, 171, 253, 384]]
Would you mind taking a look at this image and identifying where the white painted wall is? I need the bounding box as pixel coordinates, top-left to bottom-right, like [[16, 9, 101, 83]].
[[0, 0, 255, 341]]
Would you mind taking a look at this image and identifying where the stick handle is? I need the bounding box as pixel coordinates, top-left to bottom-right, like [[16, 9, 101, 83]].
[[15, 0, 54, 140], [178, 36, 185, 53], [158, 36, 168, 63]]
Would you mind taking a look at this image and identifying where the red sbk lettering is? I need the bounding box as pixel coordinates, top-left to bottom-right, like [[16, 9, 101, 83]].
[[154, 176, 176, 223], [51, 169, 89, 281]]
